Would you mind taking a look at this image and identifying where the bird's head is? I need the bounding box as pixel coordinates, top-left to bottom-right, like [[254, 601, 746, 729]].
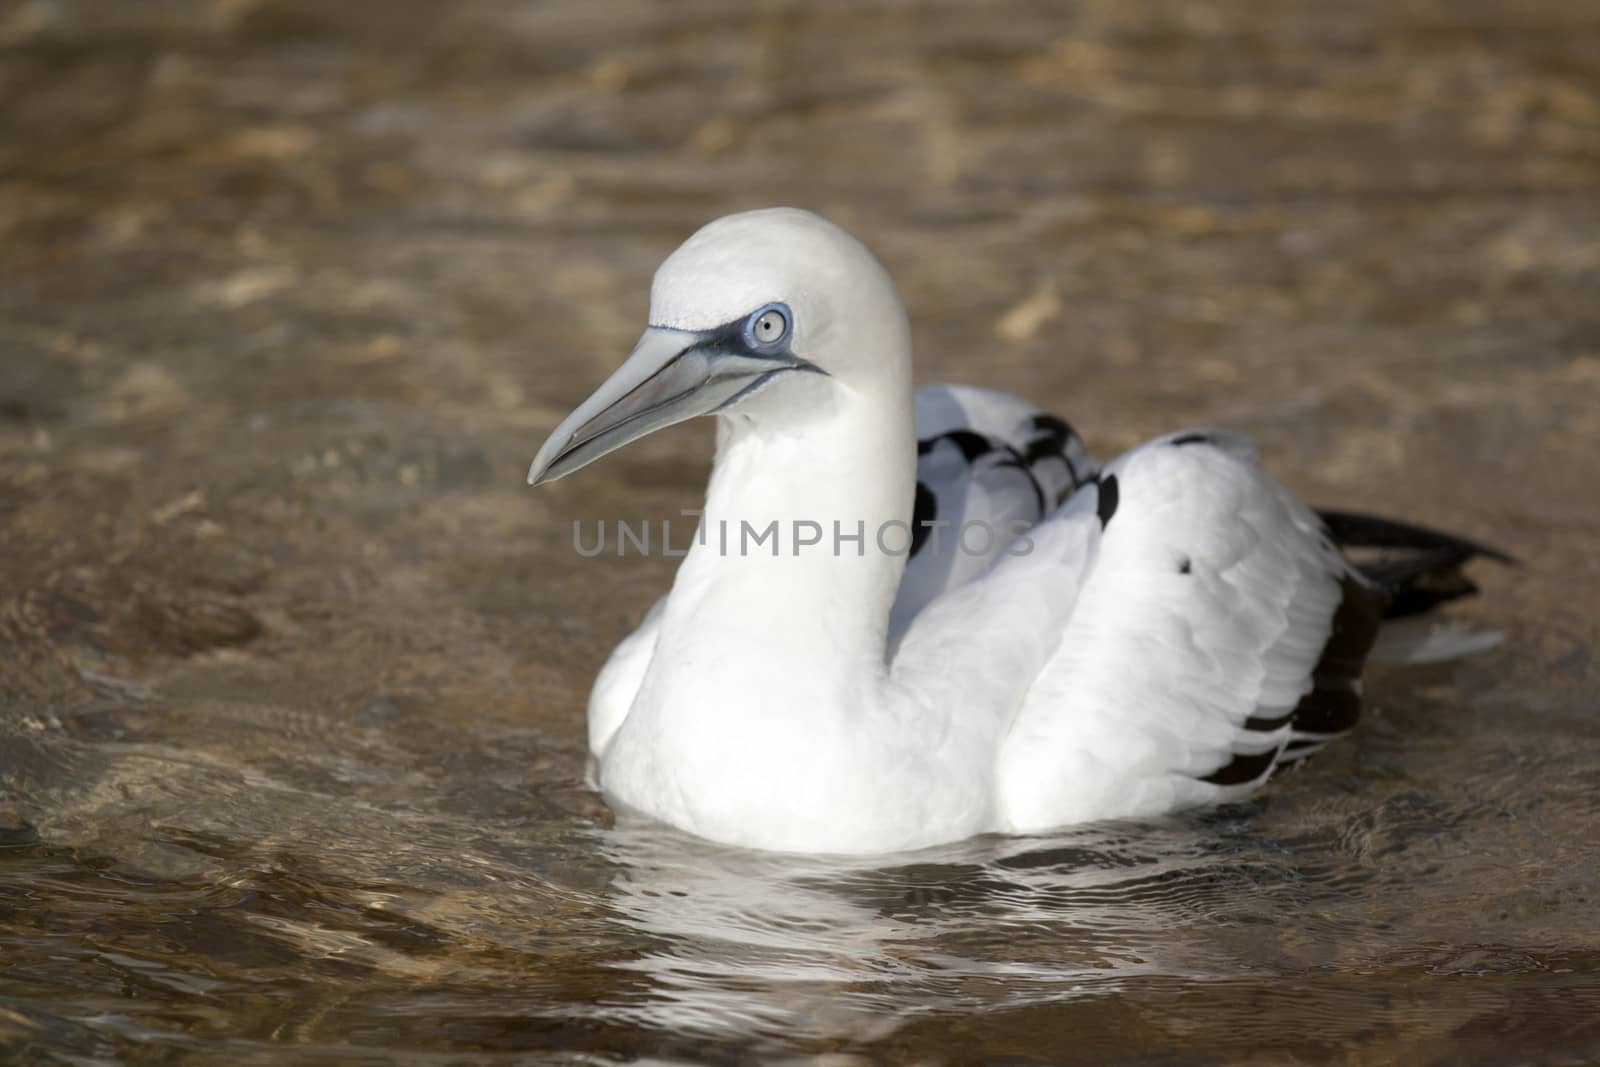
[[528, 208, 909, 485]]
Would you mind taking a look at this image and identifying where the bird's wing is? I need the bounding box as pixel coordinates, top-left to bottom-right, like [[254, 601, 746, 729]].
[[991, 430, 1386, 831], [889, 385, 1099, 643], [886, 481, 1111, 775]]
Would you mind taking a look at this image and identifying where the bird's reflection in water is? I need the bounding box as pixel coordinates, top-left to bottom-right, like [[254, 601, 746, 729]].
[[587, 809, 1285, 1041]]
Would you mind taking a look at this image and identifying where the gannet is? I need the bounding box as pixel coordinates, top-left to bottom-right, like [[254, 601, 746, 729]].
[[527, 208, 1507, 854]]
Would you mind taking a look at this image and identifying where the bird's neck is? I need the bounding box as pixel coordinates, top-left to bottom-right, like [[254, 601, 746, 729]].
[[654, 389, 917, 686]]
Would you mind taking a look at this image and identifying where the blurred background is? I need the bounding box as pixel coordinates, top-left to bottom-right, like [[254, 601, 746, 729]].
[[2, 1, 1598, 1063]]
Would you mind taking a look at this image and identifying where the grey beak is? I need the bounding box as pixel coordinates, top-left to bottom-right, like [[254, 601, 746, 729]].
[[528, 325, 816, 486]]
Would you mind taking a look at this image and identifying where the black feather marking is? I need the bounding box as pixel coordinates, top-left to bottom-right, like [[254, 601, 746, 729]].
[[1023, 413, 1087, 491], [1046, 449, 1083, 494], [1059, 455, 1081, 493], [1292, 574, 1385, 737], [1316, 509, 1514, 564], [923, 429, 992, 462], [1243, 709, 1295, 732], [1199, 747, 1279, 786], [1318, 507, 1510, 620], [1029, 413, 1077, 446], [1022, 414, 1074, 462], [1178, 557, 1192, 575], [1385, 578, 1480, 618], [1197, 574, 1385, 787], [1359, 549, 1483, 618], [1095, 474, 1119, 528], [1169, 432, 1213, 447], [1290, 687, 1364, 737], [995, 446, 1048, 515], [909, 481, 937, 558]]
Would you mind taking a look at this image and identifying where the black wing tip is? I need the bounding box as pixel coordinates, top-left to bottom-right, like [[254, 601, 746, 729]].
[[1358, 548, 1489, 618], [1315, 509, 1516, 567], [917, 428, 994, 463], [1316, 508, 1514, 619], [1199, 747, 1278, 786], [1196, 573, 1383, 788]]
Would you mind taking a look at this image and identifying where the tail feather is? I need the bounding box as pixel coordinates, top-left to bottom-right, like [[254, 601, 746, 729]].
[[1316, 510, 1514, 563], [1358, 546, 1483, 619], [1274, 509, 1511, 767], [1316, 509, 1514, 620]]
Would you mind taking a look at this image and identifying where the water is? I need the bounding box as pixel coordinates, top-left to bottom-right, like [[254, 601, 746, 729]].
[[3, 0, 1599, 1062]]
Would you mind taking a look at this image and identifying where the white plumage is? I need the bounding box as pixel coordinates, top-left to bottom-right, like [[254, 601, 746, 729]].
[[528, 208, 1503, 854]]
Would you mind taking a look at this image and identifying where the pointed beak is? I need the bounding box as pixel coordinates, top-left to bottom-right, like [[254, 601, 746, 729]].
[[527, 325, 817, 486]]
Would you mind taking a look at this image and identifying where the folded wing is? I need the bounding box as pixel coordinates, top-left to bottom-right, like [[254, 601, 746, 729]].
[[891, 385, 1098, 643], [995, 431, 1384, 830]]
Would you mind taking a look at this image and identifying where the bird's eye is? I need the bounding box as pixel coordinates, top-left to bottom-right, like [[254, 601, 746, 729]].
[[754, 311, 784, 341], [746, 304, 791, 348]]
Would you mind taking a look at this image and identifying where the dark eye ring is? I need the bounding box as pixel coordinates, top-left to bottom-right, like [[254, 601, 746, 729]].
[[744, 303, 792, 348]]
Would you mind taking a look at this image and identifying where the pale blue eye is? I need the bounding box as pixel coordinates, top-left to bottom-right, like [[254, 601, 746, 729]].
[[745, 303, 791, 348]]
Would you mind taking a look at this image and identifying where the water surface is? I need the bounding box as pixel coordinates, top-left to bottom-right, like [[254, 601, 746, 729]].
[[3, 0, 1599, 1062]]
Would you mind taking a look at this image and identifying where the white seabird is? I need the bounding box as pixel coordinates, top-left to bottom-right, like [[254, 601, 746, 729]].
[[527, 208, 1507, 855]]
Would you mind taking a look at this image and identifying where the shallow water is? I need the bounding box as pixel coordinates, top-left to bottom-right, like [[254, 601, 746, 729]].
[[3, 0, 1600, 1062]]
